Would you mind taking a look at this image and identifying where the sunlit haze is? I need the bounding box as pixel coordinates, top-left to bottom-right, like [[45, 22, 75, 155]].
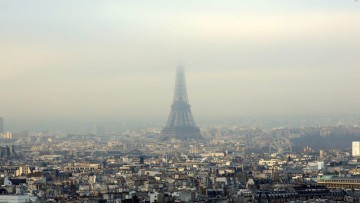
[[1, 1, 360, 131]]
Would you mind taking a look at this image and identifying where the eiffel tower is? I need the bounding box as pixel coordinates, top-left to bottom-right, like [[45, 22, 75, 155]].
[[160, 66, 203, 142]]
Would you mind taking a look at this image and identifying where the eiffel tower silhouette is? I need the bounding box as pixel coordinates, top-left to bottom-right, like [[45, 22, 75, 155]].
[[160, 66, 203, 142]]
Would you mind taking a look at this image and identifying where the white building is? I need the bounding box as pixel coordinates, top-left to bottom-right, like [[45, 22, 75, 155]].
[[149, 192, 162, 203], [0, 195, 31, 203], [317, 161, 325, 170], [352, 141, 360, 156], [303, 161, 325, 174]]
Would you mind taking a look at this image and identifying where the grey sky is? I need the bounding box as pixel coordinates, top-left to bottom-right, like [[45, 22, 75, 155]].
[[1, 1, 360, 130]]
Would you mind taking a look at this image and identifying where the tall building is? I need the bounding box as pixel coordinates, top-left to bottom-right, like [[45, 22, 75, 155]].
[[0, 145, 17, 159], [0, 117, 3, 134], [352, 141, 360, 156], [160, 66, 203, 142], [2, 131, 12, 139], [93, 124, 105, 136]]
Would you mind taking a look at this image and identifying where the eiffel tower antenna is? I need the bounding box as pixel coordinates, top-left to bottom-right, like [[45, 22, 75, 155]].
[[160, 65, 203, 142]]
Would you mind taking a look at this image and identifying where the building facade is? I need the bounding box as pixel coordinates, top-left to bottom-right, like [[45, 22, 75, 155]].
[[353, 141, 360, 156], [0, 117, 3, 134]]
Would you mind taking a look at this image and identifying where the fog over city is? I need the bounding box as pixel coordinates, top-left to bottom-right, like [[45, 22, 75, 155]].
[[1, 1, 360, 131]]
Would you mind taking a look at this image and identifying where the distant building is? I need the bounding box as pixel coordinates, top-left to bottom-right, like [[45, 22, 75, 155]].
[[0, 194, 31, 203], [2, 131, 12, 139], [353, 141, 360, 156], [0, 117, 3, 133], [93, 124, 105, 135], [318, 175, 360, 189], [319, 150, 325, 159], [0, 145, 17, 159]]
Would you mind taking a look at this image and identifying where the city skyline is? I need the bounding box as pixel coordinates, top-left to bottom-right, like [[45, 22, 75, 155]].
[[2, 2, 360, 202], [1, 1, 360, 131]]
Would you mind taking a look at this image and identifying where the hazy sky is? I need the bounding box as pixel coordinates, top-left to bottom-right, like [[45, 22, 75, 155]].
[[1, 1, 360, 130]]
